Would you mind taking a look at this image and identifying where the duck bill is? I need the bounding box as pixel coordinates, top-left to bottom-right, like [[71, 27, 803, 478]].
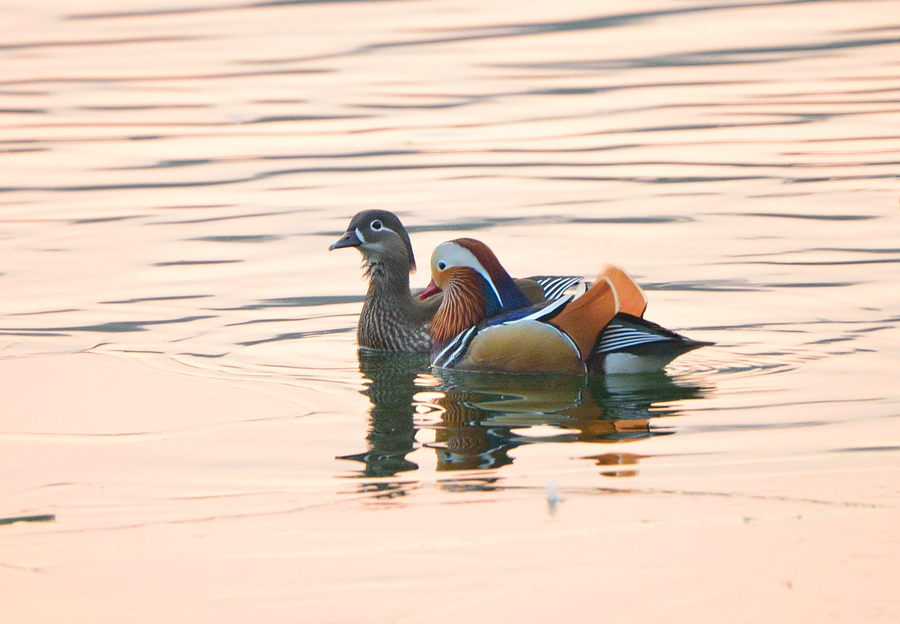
[[419, 279, 442, 300], [328, 230, 361, 251]]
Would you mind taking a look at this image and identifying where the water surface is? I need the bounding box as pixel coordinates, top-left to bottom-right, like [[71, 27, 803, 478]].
[[1, 1, 898, 621]]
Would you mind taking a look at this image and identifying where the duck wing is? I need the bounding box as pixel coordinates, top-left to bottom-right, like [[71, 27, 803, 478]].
[[527, 266, 646, 316], [527, 275, 587, 301]]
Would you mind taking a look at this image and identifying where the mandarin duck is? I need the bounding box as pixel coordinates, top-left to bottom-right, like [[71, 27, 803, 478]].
[[329, 210, 584, 352], [421, 238, 710, 374]]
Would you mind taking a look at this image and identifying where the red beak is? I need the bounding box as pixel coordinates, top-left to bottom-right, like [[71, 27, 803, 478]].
[[419, 279, 442, 300]]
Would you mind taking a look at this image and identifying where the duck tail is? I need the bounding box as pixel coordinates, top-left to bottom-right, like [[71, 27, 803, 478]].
[[586, 314, 713, 374]]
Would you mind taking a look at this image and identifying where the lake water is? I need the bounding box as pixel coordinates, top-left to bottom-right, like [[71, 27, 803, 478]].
[[2, 1, 898, 621]]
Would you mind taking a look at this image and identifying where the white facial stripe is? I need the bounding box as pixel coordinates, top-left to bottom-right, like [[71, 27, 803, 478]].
[[358, 223, 398, 243], [433, 242, 503, 304]]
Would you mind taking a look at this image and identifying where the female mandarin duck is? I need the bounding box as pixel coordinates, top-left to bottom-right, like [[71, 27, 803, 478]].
[[420, 238, 709, 375], [329, 210, 585, 353]]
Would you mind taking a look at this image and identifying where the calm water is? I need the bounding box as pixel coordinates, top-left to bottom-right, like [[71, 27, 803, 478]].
[[2, 1, 899, 621]]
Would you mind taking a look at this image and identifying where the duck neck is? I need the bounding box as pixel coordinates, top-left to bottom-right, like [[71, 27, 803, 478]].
[[364, 253, 413, 302], [357, 251, 425, 351], [431, 270, 487, 346]]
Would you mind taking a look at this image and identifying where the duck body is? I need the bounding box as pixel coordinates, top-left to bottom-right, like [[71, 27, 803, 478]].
[[329, 210, 584, 353], [431, 303, 703, 375], [425, 239, 709, 375], [432, 306, 584, 374]]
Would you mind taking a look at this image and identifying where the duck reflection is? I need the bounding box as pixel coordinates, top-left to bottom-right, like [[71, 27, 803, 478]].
[[337, 350, 429, 477], [429, 372, 706, 473], [339, 351, 708, 479]]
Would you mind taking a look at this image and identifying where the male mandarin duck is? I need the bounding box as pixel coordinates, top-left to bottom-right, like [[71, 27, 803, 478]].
[[420, 238, 709, 375], [329, 210, 585, 352]]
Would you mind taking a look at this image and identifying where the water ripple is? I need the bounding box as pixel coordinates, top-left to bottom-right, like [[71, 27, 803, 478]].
[[0, 316, 214, 334], [494, 36, 900, 71]]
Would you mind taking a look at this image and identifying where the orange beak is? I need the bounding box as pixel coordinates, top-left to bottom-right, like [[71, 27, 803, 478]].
[[419, 279, 442, 300]]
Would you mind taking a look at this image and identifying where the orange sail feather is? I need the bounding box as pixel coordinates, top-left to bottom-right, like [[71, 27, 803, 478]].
[[549, 276, 618, 363]]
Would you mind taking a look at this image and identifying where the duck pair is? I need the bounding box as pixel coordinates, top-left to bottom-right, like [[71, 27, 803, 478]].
[[330, 210, 707, 375]]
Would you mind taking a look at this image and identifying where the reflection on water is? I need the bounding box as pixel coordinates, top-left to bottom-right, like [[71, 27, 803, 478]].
[[337, 350, 427, 478], [590, 452, 644, 478], [340, 351, 709, 480]]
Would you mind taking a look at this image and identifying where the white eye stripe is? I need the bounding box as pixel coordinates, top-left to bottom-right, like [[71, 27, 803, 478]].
[[354, 222, 397, 246], [432, 242, 502, 304], [367, 220, 396, 235]]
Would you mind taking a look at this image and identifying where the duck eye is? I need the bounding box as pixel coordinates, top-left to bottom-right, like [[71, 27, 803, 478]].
[[370, 219, 383, 231], [437, 261, 446, 270]]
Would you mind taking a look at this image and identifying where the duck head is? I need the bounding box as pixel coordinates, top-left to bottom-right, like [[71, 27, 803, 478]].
[[329, 210, 417, 276], [422, 238, 530, 344]]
